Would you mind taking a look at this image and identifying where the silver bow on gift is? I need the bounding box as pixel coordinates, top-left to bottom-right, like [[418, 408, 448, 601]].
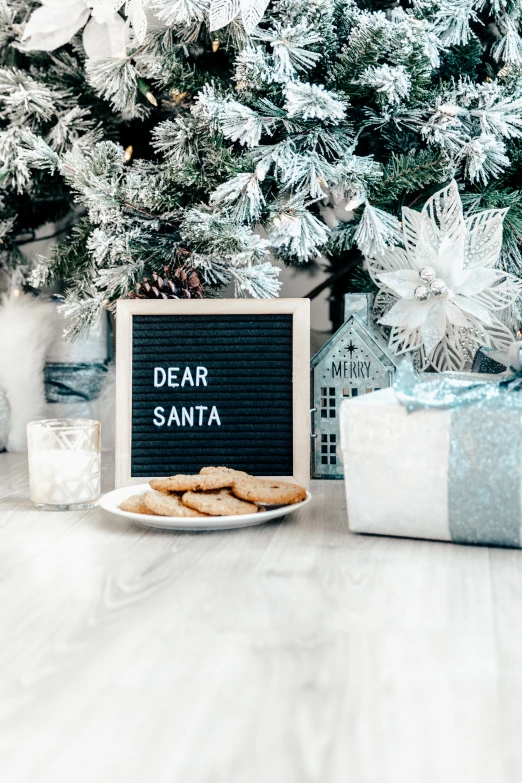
[[394, 342, 522, 413], [393, 344, 522, 548]]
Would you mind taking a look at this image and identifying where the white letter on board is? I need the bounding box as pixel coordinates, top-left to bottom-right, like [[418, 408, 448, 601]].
[[153, 407, 165, 426], [167, 406, 180, 426], [154, 367, 166, 387], [168, 367, 180, 388], [182, 407, 194, 426], [195, 405, 207, 425], [196, 366, 208, 386], [181, 367, 194, 387], [208, 406, 221, 426]]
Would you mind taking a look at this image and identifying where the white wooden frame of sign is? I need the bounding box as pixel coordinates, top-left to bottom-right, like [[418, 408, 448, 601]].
[[115, 298, 310, 489]]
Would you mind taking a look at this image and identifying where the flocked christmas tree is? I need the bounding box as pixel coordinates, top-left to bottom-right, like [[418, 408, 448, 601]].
[[2, 0, 522, 362]]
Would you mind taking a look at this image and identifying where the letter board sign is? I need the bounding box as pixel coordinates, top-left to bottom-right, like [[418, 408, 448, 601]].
[[115, 299, 310, 487]]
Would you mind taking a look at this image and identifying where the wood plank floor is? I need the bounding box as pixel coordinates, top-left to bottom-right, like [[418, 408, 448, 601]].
[[0, 452, 520, 783]]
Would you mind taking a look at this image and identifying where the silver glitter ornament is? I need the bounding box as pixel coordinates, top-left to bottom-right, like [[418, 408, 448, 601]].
[[419, 266, 436, 284], [0, 386, 10, 451], [430, 278, 447, 297], [414, 285, 430, 302]]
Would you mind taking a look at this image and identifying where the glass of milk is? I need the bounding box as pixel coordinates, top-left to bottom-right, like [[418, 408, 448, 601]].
[[27, 419, 101, 510]]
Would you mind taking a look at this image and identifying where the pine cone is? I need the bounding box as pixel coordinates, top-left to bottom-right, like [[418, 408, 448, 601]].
[[129, 265, 204, 300]]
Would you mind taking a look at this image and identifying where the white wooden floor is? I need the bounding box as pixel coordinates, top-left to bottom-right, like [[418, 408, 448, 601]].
[[1, 452, 522, 783]]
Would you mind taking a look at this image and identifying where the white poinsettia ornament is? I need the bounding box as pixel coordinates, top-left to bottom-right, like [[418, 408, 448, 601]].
[[20, 0, 128, 56], [368, 180, 522, 372], [19, 0, 156, 55], [20, 0, 271, 56]]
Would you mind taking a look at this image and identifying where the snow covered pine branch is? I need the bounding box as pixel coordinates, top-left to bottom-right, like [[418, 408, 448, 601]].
[[3, 0, 522, 347]]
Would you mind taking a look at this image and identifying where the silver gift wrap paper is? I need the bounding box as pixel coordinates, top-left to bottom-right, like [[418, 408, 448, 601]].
[[44, 363, 108, 403], [395, 360, 522, 547], [340, 352, 522, 549], [448, 405, 521, 547]]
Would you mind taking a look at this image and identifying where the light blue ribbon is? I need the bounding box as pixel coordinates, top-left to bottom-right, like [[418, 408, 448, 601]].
[[393, 356, 522, 548], [44, 362, 109, 403], [394, 356, 522, 413]]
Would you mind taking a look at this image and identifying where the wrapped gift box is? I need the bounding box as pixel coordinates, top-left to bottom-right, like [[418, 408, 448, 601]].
[[339, 368, 522, 548]]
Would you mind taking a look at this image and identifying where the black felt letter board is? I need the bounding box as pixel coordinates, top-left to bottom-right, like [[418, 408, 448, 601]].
[[131, 314, 294, 476]]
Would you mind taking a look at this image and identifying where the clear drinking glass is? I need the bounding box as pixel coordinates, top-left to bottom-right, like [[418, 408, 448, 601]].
[[27, 419, 101, 510]]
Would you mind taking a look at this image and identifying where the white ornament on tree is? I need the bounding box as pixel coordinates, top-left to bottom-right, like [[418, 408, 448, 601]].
[[21, 0, 271, 56], [21, 0, 127, 55], [367, 180, 522, 372]]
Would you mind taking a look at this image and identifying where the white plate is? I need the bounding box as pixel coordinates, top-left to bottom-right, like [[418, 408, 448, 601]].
[[99, 483, 312, 531]]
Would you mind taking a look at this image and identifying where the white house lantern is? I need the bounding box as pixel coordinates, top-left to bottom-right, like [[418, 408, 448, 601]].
[[311, 293, 399, 479]]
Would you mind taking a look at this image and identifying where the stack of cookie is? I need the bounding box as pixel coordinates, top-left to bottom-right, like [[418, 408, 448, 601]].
[[121, 467, 307, 518]]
